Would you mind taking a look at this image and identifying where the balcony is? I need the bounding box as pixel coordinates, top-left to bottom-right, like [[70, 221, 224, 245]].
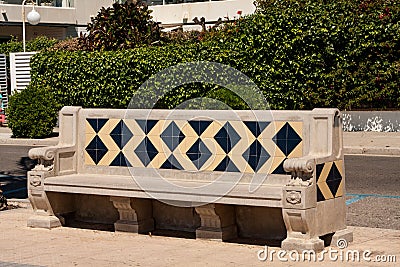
[[0, 2, 75, 25], [0, 0, 73, 8], [149, 0, 255, 26]]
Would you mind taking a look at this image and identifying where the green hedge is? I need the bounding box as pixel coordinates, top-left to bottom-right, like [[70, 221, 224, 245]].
[[0, 36, 58, 56], [206, 0, 400, 109], [30, 0, 400, 111], [30, 45, 201, 109]]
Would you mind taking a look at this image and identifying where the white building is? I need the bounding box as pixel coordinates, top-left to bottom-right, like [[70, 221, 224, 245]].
[[0, 0, 255, 42]]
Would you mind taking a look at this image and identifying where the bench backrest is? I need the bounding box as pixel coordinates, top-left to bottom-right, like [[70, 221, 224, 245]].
[[55, 107, 342, 182]]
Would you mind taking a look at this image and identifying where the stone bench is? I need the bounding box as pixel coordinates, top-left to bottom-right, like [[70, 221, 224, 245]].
[[27, 106, 353, 251]]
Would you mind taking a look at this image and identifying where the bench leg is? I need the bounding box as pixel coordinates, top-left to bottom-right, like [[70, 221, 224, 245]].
[[110, 197, 154, 234], [281, 208, 324, 252], [27, 171, 62, 229], [195, 204, 237, 241]]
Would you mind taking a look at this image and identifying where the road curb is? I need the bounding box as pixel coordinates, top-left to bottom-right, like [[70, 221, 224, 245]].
[[6, 198, 31, 209], [344, 146, 400, 156], [0, 137, 58, 146]]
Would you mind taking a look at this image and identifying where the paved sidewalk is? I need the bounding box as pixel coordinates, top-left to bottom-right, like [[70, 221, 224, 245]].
[[0, 208, 399, 267], [0, 127, 58, 146]]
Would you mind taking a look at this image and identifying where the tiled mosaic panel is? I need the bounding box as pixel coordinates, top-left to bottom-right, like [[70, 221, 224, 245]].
[[316, 160, 344, 201], [85, 118, 303, 174]]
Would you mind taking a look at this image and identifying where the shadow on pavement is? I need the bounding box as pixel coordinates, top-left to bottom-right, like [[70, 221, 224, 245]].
[[0, 156, 37, 199]]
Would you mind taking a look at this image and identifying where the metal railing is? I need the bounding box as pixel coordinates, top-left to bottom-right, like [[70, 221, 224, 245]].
[[0, 0, 72, 8]]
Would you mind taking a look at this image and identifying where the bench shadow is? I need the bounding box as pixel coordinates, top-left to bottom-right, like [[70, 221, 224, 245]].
[[58, 213, 333, 248], [61, 215, 284, 245], [63, 218, 115, 232], [227, 238, 282, 247], [0, 156, 36, 199], [62, 216, 197, 239]]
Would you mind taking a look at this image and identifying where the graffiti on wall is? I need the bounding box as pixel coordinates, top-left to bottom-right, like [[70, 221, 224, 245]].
[[342, 112, 400, 132]]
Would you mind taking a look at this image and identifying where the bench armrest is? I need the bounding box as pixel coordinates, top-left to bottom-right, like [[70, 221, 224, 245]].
[[28, 106, 81, 176], [284, 108, 343, 185]]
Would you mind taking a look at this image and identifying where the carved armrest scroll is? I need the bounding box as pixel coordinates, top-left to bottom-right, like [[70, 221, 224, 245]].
[[29, 145, 75, 175], [29, 146, 58, 163], [283, 157, 315, 187], [283, 157, 314, 173]]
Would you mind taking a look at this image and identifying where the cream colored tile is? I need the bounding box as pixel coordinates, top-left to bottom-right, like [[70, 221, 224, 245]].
[[84, 150, 96, 166], [317, 162, 333, 184], [98, 150, 120, 166]]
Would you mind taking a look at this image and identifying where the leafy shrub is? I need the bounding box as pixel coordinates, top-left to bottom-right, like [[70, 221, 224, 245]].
[[160, 30, 202, 45], [0, 36, 58, 55], [7, 85, 60, 138], [50, 38, 83, 52], [79, 1, 160, 51]]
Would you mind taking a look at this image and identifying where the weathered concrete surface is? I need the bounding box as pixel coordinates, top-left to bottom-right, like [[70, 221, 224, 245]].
[[0, 208, 399, 266], [343, 132, 400, 155]]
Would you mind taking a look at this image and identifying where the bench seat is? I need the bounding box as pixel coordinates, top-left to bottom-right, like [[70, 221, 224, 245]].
[[44, 173, 289, 207]]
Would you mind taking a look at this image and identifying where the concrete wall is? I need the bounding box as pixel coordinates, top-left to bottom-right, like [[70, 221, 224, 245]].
[[74, 0, 113, 25], [0, 3, 76, 24], [342, 111, 400, 132], [0, 25, 66, 40], [149, 0, 255, 25]]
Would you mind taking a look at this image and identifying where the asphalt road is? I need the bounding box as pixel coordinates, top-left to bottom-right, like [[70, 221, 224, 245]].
[[345, 155, 400, 230], [0, 145, 399, 229], [0, 145, 37, 199]]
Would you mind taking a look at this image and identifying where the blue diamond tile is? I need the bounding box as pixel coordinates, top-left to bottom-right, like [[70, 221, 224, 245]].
[[86, 135, 97, 150], [161, 121, 185, 151], [134, 137, 158, 166], [327, 179, 341, 197], [188, 120, 212, 136], [271, 160, 287, 174], [327, 162, 342, 182], [317, 186, 325, 202], [86, 149, 97, 164], [272, 122, 302, 156], [87, 118, 108, 133], [110, 151, 131, 167], [243, 121, 270, 137], [242, 140, 270, 172], [186, 138, 212, 170], [160, 155, 183, 170], [136, 120, 158, 135], [110, 120, 133, 150], [214, 122, 241, 154], [87, 119, 97, 133], [326, 163, 342, 196], [86, 135, 108, 164], [214, 156, 240, 172], [315, 163, 325, 183]]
